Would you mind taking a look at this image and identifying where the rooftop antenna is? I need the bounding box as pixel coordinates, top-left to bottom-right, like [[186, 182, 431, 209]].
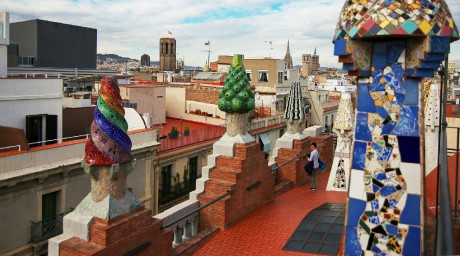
[[265, 41, 273, 57], [204, 41, 211, 67]]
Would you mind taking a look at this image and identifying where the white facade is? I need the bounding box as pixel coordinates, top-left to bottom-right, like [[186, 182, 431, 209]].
[[0, 78, 63, 143], [0, 12, 9, 78]]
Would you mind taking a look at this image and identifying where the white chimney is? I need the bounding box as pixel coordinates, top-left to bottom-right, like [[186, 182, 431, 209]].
[[0, 12, 9, 78]]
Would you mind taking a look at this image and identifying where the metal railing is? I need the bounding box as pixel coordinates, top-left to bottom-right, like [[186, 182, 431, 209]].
[[0, 144, 21, 152], [157, 126, 226, 152], [31, 209, 73, 243], [28, 134, 89, 147]]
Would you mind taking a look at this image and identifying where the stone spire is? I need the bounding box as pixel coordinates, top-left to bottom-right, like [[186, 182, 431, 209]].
[[284, 40, 293, 69]]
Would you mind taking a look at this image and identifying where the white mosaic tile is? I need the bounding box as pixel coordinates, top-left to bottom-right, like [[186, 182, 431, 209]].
[[400, 162, 421, 195], [349, 169, 366, 201]]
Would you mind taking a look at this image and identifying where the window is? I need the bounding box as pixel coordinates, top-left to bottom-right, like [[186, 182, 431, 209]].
[[258, 71, 269, 82], [161, 164, 172, 195], [171, 43, 174, 54], [246, 71, 252, 81], [42, 191, 58, 221], [188, 156, 198, 190], [325, 116, 328, 127], [161, 43, 163, 54], [284, 71, 288, 81], [331, 114, 334, 125], [19, 56, 35, 67], [319, 95, 321, 102], [165, 43, 169, 55], [277, 72, 283, 84]]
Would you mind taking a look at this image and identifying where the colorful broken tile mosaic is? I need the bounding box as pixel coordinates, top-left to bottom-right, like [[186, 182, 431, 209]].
[[334, 0, 460, 41], [334, 92, 354, 131], [348, 40, 424, 255], [84, 76, 133, 165], [333, 159, 347, 189]]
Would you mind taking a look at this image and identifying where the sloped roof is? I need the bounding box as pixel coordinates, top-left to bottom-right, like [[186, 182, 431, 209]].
[[192, 72, 226, 81]]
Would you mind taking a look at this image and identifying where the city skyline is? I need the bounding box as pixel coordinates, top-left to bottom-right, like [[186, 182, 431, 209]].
[[2, 0, 460, 67]]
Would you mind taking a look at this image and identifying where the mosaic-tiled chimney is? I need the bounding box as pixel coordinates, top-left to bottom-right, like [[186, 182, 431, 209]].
[[78, 76, 140, 219], [269, 81, 307, 165], [333, 0, 458, 255], [326, 92, 353, 192]]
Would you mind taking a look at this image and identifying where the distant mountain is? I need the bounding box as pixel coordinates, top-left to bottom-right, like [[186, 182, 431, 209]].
[[97, 53, 138, 63]]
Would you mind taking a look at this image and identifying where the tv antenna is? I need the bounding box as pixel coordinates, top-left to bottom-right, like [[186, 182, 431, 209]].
[[265, 41, 273, 57]]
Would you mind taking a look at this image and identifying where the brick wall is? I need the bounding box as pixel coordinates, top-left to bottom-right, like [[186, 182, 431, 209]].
[[276, 139, 309, 185], [306, 135, 334, 172], [186, 85, 221, 105], [199, 142, 275, 230], [60, 208, 173, 256]]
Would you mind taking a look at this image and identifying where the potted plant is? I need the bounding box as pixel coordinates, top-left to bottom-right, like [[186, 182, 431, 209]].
[[168, 126, 179, 139], [184, 125, 190, 136]]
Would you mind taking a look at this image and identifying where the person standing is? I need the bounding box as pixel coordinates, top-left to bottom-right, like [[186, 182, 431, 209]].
[[308, 142, 319, 190]]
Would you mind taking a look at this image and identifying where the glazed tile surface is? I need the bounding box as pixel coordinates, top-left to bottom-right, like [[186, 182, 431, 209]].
[[334, 0, 459, 41]]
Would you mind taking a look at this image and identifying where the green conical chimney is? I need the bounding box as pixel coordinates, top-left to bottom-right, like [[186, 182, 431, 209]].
[[218, 54, 255, 114]]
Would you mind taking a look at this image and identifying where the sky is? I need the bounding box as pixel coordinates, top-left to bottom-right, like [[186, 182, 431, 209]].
[[2, 0, 460, 68]]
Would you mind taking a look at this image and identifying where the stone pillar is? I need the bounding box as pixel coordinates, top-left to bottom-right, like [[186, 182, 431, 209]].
[[333, 1, 458, 254]]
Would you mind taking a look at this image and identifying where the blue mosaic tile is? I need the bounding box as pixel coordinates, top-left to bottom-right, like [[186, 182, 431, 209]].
[[358, 84, 376, 113], [343, 63, 355, 71], [400, 194, 421, 225], [370, 76, 385, 91], [429, 36, 451, 54], [371, 246, 382, 254], [403, 78, 419, 105], [389, 198, 398, 208], [369, 216, 380, 225], [398, 136, 420, 163], [371, 142, 383, 154], [371, 200, 379, 210], [376, 106, 389, 119], [392, 106, 419, 136], [372, 42, 388, 69], [348, 198, 366, 227], [424, 53, 446, 62], [352, 141, 367, 170], [380, 186, 397, 197], [377, 147, 393, 161], [391, 62, 404, 80], [414, 68, 435, 78], [381, 122, 395, 135], [394, 92, 405, 105], [383, 73, 404, 94], [387, 41, 405, 64], [420, 60, 441, 70], [334, 39, 347, 56], [402, 226, 421, 256], [375, 173, 387, 181], [373, 184, 380, 193], [385, 224, 398, 235], [355, 112, 373, 142], [345, 226, 362, 256]]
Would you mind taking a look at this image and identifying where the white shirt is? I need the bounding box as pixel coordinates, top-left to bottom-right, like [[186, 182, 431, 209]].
[[309, 149, 319, 169]]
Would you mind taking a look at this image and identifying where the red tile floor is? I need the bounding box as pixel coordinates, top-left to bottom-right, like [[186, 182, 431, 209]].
[[193, 171, 347, 256]]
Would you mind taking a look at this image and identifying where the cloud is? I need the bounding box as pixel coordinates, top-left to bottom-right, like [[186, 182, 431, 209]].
[[1, 0, 460, 68]]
